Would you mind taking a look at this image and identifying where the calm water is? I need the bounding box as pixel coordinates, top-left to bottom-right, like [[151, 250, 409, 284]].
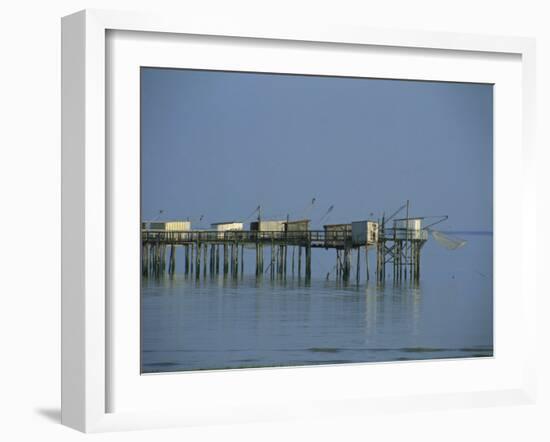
[[141, 233, 493, 373]]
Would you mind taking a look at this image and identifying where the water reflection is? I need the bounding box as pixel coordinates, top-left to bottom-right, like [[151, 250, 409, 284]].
[[142, 271, 491, 373]]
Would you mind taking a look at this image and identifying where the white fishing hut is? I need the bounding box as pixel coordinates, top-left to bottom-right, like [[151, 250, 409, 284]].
[[351, 220, 379, 246], [250, 220, 286, 232], [211, 221, 244, 239], [148, 220, 191, 231], [210, 221, 244, 232], [392, 218, 426, 240]]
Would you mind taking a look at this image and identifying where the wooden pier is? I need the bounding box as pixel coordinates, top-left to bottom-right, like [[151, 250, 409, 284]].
[[141, 226, 428, 284]]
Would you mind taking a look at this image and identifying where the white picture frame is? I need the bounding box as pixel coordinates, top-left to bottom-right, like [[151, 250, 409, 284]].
[[61, 9, 537, 433]]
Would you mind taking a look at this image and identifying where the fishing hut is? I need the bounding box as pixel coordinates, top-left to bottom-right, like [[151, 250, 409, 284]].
[[211, 221, 243, 231], [149, 220, 191, 231], [250, 220, 286, 231], [211, 221, 243, 238], [284, 219, 310, 232], [351, 220, 379, 245], [375, 217, 428, 283]]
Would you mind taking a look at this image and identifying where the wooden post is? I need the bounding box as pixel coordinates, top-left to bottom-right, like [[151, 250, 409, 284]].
[[279, 246, 283, 276], [413, 242, 416, 282], [160, 245, 166, 273], [393, 241, 397, 282], [168, 244, 175, 274], [418, 243, 421, 282], [234, 242, 239, 276], [146, 243, 150, 276], [150, 245, 154, 276], [399, 240, 403, 281], [148, 245, 152, 276], [412, 241, 416, 282], [141, 244, 145, 276], [346, 246, 351, 281], [142, 243, 148, 277], [418, 243, 421, 281], [376, 243, 380, 282], [230, 244, 234, 276], [184, 245, 189, 275], [365, 244, 369, 282], [203, 243, 208, 277], [399, 240, 406, 281], [397, 241, 400, 282], [255, 243, 259, 276], [356, 246, 360, 284], [298, 246, 302, 277], [275, 245, 280, 276], [152, 244, 156, 276], [403, 240, 410, 281], [211, 244, 215, 275], [305, 242, 311, 280], [400, 241, 404, 282], [342, 247, 347, 281], [223, 244, 228, 275], [283, 245, 288, 278], [190, 243, 194, 274], [269, 243, 275, 279], [195, 242, 201, 279], [260, 244, 264, 274], [292, 246, 295, 276], [240, 244, 244, 276], [157, 245, 161, 274], [155, 243, 160, 275]]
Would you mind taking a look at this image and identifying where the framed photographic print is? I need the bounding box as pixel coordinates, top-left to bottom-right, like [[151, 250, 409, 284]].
[[139, 67, 493, 374], [61, 9, 537, 432]]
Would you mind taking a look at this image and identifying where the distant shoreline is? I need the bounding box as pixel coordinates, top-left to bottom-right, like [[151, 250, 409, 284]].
[[440, 231, 493, 236]]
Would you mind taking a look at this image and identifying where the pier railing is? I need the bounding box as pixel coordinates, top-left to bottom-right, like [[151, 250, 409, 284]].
[[142, 229, 338, 246], [142, 228, 428, 246]]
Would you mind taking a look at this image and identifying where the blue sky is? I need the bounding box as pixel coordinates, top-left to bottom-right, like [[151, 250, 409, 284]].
[[141, 68, 493, 231]]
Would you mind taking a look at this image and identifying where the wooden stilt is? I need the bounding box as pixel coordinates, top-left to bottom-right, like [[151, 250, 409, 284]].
[[255, 243, 259, 276], [269, 240, 275, 279], [234, 242, 239, 276], [283, 245, 288, 278], [240, 244, 244, 276], [305, 242, 311, 280], [190, 243, 194, 274], [365, 244, 369, 282], [211, 244, 215, 275], [203, 243, 208, 277], [223, 244, 228, 275], [168, 244, 175, 274], [195, 242, 201, 279], [298, 246, 302, 277], [356, 246, 360, 284]]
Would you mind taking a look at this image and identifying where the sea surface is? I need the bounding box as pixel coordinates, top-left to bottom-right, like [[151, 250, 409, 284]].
[[141, 233, 493, 373]]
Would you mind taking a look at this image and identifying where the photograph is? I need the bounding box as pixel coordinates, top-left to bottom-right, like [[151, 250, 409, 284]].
[[140, 67, 493, 373]]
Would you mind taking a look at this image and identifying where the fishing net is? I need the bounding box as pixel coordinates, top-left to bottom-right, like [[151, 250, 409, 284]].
[[431, 230, 467, 250]]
